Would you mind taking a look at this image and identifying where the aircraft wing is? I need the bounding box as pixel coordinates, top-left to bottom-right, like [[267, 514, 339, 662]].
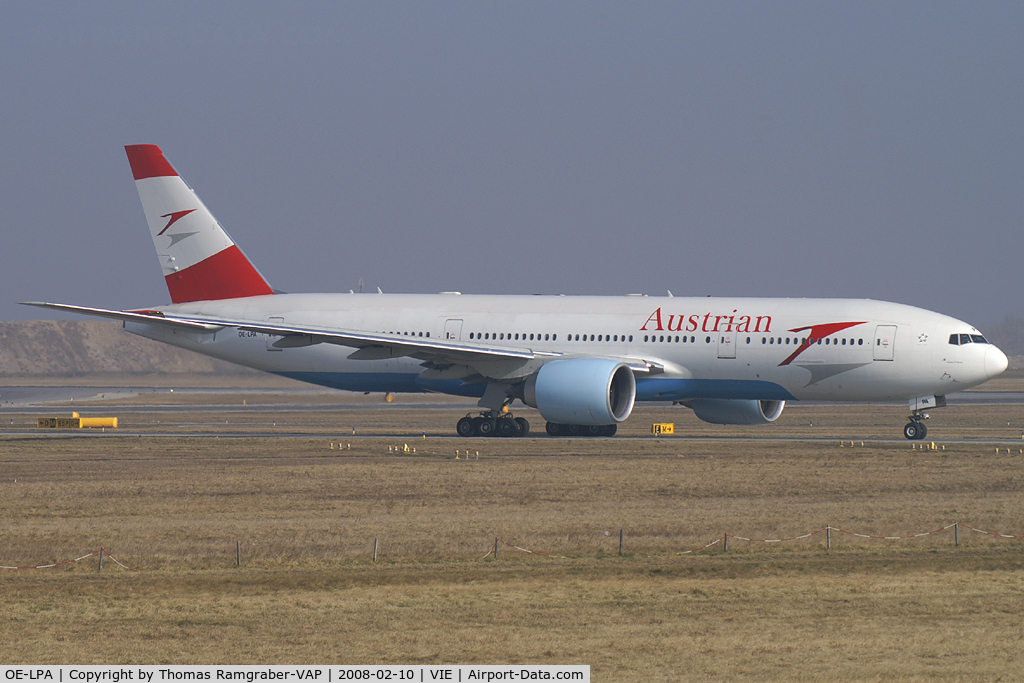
[[20, 302, 226, 331], [21, 302, 659, 374]]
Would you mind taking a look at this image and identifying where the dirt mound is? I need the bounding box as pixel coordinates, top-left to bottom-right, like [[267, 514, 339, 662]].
[[0, 320, 252, 376]]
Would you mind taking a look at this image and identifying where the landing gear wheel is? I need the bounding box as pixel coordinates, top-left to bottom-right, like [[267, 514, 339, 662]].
[[477, 418, 496, 437], [456, 417, 476, 437], [602, 424, 618, 437], [583, 425, 605, 437], [545, 422, 562, 436], [903, 422, 927, 440], [515, 417, 530, 437], [497, 418, 517, 438]]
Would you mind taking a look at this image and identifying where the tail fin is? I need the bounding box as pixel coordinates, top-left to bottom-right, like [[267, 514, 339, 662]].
[[125, 144, 274, 304]]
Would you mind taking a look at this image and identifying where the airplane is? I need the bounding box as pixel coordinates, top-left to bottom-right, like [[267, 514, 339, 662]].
[[24, 144, 1009, 440]]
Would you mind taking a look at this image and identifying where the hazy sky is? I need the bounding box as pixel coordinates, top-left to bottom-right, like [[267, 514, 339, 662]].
[[2, 2, 1021, 330]]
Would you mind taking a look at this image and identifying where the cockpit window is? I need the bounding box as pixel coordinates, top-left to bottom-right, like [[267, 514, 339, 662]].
[[950, 333, 990, 346]]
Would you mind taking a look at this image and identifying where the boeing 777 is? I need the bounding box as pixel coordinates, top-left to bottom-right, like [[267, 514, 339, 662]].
[[23, 145, 1009, 439]]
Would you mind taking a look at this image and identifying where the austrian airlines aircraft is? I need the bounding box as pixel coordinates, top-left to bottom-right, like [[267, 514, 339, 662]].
[[25, 145, 1009, 439]]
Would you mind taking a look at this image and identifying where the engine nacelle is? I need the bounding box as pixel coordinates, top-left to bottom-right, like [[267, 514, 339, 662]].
[[523, 358, 636, 425], [689, 399, 785, 425]]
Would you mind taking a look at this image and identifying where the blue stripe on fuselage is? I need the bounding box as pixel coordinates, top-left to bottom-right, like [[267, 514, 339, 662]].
[[273, 371, 488, 398], [272, 371, 794, 403], [635, 377, 795, 402]]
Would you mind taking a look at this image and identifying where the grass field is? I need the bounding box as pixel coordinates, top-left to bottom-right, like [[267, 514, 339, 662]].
[[2, 391, 1024, 679]]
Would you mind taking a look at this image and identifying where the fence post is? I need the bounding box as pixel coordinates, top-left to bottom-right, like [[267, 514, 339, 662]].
[[827, 526, 831, 550], [236, 541, 241, 566], [493, 537, 498, 559], [619, 529, 624, 555], [955, 522, 959, 547], [723, 533, 728, 552], [373, 538, 378, 563], [98, 548, 103, 572]]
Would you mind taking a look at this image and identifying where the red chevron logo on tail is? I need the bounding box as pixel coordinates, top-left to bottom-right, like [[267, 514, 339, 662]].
[[157, 209, 197, 236]]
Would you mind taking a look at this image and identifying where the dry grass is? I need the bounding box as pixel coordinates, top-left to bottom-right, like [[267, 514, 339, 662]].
[[2, 394, 1024, 678]]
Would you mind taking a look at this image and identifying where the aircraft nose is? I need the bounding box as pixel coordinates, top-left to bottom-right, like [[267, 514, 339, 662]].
[[986, 345, 1009, 378]]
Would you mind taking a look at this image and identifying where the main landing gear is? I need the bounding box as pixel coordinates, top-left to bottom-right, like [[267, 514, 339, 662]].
[[453, 413, 619, 438], [456, 412, 531, 438], [545, 422, 617, 437], [903, 412, 929, 440]]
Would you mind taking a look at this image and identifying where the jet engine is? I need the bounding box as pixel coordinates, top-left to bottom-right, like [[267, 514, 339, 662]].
[[522, 358, 636, 425], [688, 399, 785, 425]]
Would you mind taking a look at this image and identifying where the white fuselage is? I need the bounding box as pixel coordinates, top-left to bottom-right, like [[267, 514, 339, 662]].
[[126, 293, 1006, 405]]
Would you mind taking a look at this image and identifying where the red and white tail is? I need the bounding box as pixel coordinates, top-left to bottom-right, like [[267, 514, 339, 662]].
[[125, 144, 274, 304]]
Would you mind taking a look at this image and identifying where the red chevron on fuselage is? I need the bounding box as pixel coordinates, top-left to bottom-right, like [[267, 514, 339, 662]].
[[778, 321, 867, 366]]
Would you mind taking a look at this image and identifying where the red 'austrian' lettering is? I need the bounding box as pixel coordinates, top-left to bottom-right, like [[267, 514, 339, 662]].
[[640, 307, 772, 333]]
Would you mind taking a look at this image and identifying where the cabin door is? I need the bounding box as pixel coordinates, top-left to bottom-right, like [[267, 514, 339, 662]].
[[873, 325, 896, 361], [444, 319, 463, 341]]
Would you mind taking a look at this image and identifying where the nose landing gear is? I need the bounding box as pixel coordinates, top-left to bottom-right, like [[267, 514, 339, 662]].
[[903, 412, 929, 440]]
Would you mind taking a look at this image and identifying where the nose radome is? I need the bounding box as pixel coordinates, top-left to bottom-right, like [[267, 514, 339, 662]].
[[986, 345, 1009, 378]]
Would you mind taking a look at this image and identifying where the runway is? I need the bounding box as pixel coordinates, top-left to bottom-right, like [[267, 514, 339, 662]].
[[2, 384, 1021, 444], [1, 385, 1022, 409]]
